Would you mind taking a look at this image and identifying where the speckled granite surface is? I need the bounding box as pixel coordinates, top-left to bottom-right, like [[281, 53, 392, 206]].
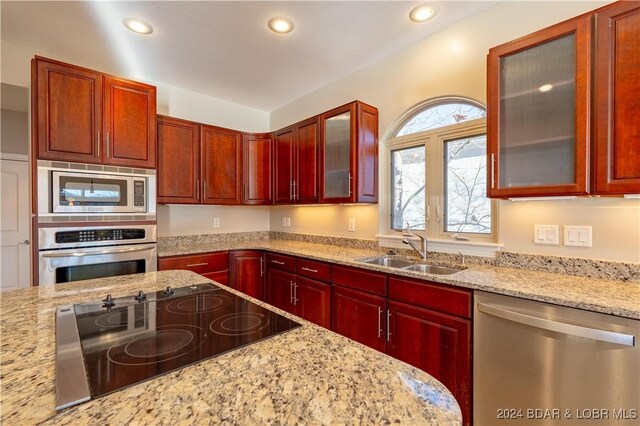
[[0, 270, 461, 425], [158, 237, 640, 319]]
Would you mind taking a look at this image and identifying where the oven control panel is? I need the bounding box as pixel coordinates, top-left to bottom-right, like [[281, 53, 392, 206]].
[[55, 229, 146, 244], [133, 179, 146, 210]]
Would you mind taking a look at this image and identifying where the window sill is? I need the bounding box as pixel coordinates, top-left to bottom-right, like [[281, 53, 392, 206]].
[[376, 234, 502, 257]]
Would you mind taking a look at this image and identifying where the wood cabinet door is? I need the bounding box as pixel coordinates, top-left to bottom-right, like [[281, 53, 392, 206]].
[[243, 133, 273, 205], [157, 116, 200, 204], [229, 250, 265, 301], [295, 117, 320, 203], [266, 268, 296, 315], [387, 300, 472, 426], [103, 75, 156, 168], [296, 276, 330, 329], [355, 102, 378, 203], [594, 1, 640, 194], [274, 127, 295, 204], [320, 103, 357, 203], [487, 16, 591, 198], [35, 58, 102, 163], [201, 125, 242, 205], [331, 285, 386, 352]]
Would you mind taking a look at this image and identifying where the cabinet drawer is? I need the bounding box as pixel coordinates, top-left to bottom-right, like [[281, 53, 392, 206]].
[[332, 265, 386, 296], [296, 258, 331, 282], [202, 271, 228, 285], [158, 251, 229, 274], [388, 276, 472, 319], [266, 253, 296, 273]]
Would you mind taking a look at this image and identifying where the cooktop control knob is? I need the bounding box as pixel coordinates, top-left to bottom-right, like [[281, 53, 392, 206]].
[[134, 290, 146, 302], [163, 286, 175, 296], [102, 294, 115, 308]]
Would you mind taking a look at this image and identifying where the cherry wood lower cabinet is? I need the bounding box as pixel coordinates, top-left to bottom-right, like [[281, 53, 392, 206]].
[[229, 250, 265, 301], [387, 300, 472, 426], [266, 257, 331, 329], [158, 251, 229, 285], [331, 285, 387, 353]]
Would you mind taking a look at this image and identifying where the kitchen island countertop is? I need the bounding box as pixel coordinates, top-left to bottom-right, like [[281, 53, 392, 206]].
[[158, 239, 640, 320], [0, 270, 461, 425]]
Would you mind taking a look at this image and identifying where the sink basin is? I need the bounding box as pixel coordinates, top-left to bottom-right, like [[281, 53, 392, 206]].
[[359, 256, 415, 268], [402, 264, 464, 275]]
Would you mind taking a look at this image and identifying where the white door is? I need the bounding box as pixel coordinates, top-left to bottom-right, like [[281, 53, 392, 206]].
[[1, 158, 31, 290]]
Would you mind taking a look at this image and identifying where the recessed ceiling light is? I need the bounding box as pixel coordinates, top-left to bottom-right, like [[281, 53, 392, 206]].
[[123, 18, 154, 35], [268, 17, 294, 34], [409, 4, 437, 23], [538, 84, 554, 92]]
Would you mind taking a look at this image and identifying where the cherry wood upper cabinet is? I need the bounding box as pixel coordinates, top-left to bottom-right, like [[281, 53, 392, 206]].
[[156, 115, 200, 204], [487, 16, 592, 198], [593, 1, 640, 195], [274, 117, 320, 205], [320, 101, 378, 203], [201, 125, 242, 205], [33, 57, 156, 169], [35, 58, 102, 164], [103, 76, 156, 168], [243, 133, 273, 205]]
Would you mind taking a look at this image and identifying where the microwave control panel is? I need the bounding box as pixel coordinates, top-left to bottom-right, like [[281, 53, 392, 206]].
[[133, 179, 146, 211]]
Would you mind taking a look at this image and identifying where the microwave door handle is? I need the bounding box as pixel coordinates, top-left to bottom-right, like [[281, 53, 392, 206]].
[[42, 246, 155, 258]]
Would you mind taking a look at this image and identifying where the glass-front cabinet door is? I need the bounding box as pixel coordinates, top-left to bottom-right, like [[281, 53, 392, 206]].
[[321, 105, 355, 202], [487, 15, 591, 198]]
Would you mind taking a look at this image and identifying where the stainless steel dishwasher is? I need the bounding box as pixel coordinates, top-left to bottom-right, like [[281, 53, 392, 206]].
[[474, 291, 639, 426]]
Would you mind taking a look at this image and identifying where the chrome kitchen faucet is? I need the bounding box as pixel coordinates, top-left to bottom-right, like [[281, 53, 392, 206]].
[[402, 230, 429, 261]]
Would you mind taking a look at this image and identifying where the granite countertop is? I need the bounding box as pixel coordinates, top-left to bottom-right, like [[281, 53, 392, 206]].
[[159, 240, 640, 320], [0, 270, 461, 425]]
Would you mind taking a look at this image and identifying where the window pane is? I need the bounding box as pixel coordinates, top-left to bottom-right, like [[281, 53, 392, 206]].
[[391, 146, 425, 230], [396, 103, 486, 136], [444, 135, 491, 234]]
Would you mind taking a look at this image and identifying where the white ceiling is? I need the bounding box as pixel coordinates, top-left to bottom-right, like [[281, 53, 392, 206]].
[[1, 1, 497, 112]]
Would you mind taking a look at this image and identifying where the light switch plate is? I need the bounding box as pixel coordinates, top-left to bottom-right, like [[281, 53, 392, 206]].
[[348, 218, 356, 232], [281, 217, 287, 227], [564, 225, 592, 247], [286, 217, 291, 227], [213, 218, 220, 228], [533, 224, 559, 245]]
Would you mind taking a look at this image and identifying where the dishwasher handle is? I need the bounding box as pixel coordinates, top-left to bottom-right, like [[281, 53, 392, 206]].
[[477, 302, 635, 347]]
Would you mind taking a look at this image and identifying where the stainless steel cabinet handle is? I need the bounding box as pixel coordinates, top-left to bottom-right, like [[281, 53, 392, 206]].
[[386, 310, 392, 342], [478, 302, 635, 347], [96, 131, 101, 156], [377, 307, 383, 338], [260, 257, 265, 277], [293, 282, 298, 305], [290, 181, 293, 200], [271, 260, 286, 265], [293, 180, 297, 200], [106, 132, 110, 158], [42, 246, 154, 258], [186, 262, 208, 267], [348, 172, 353, 196], [300, 267, 318, 273], [289, 280, 294, 304], [490, 153, 495, 189]]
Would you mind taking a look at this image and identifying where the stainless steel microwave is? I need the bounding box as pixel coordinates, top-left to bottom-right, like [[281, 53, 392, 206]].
[[37, 163, 156, 216]]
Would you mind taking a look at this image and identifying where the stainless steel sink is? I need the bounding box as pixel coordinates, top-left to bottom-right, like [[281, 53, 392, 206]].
[[359, 256, 415, 268], [402, 264, 464, 275]]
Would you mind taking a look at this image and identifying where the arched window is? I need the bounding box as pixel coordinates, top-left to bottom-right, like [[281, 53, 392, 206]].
[[396, 99, 486, 136], [387, 97, 495, 240]]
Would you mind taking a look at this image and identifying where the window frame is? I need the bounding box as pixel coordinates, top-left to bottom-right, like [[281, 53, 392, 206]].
[[385, 108, 498, 245]]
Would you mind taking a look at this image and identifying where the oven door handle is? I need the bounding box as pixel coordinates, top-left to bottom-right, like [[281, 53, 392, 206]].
[[42, 245, 156, 258]]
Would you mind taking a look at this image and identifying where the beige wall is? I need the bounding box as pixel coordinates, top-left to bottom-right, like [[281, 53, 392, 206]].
[[1, 109, 28, 155], [269, 1, 640, 263], [157, 205, 270, 237]]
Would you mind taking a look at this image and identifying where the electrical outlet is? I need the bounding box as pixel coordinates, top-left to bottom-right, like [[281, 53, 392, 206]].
[[213, 218, 220, 228], [348, 218, 356, 232], [533, 224, 559, 245], [281, 217, 287, 227], [564, 226, 592, 247]]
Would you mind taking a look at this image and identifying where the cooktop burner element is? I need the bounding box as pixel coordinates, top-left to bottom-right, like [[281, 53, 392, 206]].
[[56, 283, 300, 409]]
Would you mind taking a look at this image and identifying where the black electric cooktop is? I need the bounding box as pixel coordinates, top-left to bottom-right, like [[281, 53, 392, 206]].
[[66, 283, 300, 402]]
